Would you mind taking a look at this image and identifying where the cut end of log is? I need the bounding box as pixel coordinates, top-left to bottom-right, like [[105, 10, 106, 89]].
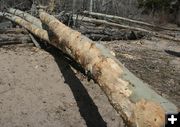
[[131, 99, 165, 127]]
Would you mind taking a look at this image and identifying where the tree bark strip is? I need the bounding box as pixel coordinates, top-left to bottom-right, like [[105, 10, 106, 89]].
[[29, 33, 41, 48], [39, 11, 178, 127], [0, 12, 49, 42], [83, 11, 180, 31]]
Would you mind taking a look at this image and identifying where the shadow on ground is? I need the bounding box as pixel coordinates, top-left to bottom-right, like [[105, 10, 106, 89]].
[[46, 46, 107, 127]]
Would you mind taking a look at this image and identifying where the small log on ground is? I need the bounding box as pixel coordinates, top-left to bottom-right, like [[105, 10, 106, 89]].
[[39, 11, 178, 127], [0, 34, 31, 45], [0, 12, 49, 42], [0, 28, 28, 34], [0, 21, 13, 29], [7, 8, 42, 28]]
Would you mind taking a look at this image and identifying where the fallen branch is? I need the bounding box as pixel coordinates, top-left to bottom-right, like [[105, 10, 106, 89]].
[[39, 11, 178, 127], [83, 11, 180, 31], [29, 33, 41, 48]]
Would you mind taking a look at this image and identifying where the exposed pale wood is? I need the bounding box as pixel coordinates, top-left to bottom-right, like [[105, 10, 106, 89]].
[[0, 12, 49, 42], [15, 43, 34, 47], [7, 8, 42, 28], [83, 11, 180, 31], [36, 5, 48, 9], [39, 11, 178, 127]]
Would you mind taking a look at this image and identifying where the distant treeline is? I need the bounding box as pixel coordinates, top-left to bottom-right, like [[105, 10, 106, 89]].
[[0, 0, 179, 25], [138, 0, 179, 13]]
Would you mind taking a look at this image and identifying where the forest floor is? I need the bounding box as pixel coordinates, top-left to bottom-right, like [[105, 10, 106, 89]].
[[0, 37, 179, 127]]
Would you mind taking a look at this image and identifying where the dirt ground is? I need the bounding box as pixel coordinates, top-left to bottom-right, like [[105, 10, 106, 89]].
[[0, 45, 124, 127], [0, 37, 179, 127]]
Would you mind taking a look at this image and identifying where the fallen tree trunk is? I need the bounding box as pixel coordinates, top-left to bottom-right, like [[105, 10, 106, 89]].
[[0, 34, 31, 45], [39, 11, 178, 127], [0, 21, 13, 29], [7, 8, 42, 28], [77, 25, 145, 40], [75, 16, 180, 42], [83, 11, 180, 31], [73, 21, 146, 40], [0, 12, 49, 42], [83, 32, 142, 41], [0, 28, 28, 34]]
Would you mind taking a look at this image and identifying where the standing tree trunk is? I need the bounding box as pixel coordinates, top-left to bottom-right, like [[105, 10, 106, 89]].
[[89, 0, 93, 12], [39, 10, 177, 127]]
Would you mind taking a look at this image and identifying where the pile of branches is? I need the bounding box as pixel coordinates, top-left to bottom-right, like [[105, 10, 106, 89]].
[[1, 6, 180, 48]]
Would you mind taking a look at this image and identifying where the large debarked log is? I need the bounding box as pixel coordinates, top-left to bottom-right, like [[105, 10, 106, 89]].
[[39, 11, 178, 127]]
